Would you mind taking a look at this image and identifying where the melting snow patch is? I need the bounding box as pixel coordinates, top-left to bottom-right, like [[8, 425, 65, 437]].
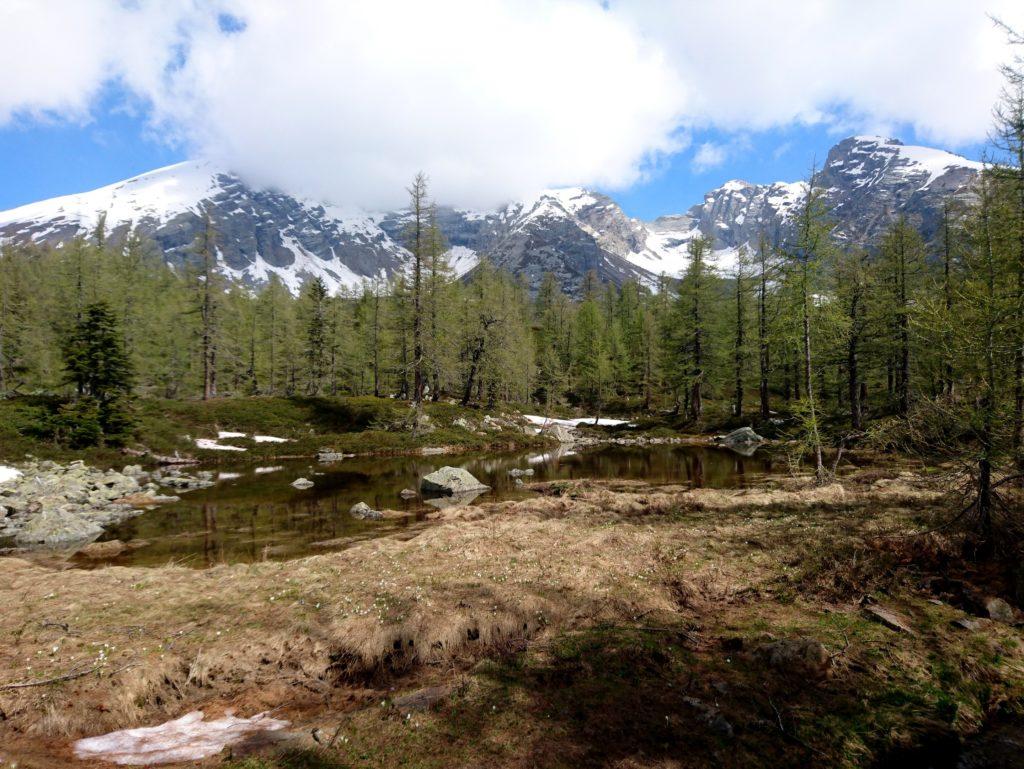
[[217, 431, 247, 439], [72, 710, 289, 765], [0, 465, 22, 485], [523, 414, 633, 428], [195, 438, 247, 452], [253, 435, 289, 443]]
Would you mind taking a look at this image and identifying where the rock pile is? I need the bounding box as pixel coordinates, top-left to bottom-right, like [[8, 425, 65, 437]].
[[0, 460, 177, 548]]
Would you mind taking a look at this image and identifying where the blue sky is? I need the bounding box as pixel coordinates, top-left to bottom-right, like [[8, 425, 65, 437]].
[[0, 101, 989, 221]]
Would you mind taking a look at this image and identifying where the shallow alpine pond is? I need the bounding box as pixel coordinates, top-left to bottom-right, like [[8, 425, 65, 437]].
[[78, 443, 778, 568]]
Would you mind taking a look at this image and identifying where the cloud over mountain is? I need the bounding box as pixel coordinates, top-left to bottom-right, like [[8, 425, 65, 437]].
[[1, 1, 1022, 209]]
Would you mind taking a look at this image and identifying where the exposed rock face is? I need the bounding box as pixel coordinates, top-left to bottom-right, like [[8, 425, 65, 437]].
[[0, 137, 981, 297], [420, 467, 490, 495]]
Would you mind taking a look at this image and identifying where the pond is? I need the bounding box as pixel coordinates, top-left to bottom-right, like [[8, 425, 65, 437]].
[[82, 443, 779, 568]]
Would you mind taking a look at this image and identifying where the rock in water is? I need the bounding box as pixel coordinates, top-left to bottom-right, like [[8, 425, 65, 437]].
[[718, 426, 765, 456], [14, 509, 104, 548], [291, 478, 315, 490], [399, 488, 418, 499], [420, 467, 490, 495], [350, 502, 383, 520]]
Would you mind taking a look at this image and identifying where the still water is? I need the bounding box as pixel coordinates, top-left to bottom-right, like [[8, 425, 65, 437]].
[[87, 444, 777, 568]]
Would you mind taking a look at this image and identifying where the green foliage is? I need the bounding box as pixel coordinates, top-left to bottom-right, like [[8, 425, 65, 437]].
[[59, 301, 134, 446]]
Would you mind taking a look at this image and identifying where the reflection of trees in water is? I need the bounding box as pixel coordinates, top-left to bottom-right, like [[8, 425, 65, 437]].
[[117, 446, 777, 566]]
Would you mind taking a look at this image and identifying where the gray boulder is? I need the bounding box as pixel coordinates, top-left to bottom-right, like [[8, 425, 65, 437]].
[[718, 426, 765, 456], [14, 509, 104, 548], [399, 488, 418, 499], [542, 423, 576, 444], [986, 597, 1016, 624], [350, 502, 383, 520], [291, 477, 315, 490], [421, 467, 490, 495], [508, 468, 534, 478]]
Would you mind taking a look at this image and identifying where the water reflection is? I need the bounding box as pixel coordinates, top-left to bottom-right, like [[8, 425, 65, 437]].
[[91, 444, 775, 568]]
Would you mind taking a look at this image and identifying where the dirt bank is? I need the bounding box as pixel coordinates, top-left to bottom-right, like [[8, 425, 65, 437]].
[[0, 469, 1020, 768]]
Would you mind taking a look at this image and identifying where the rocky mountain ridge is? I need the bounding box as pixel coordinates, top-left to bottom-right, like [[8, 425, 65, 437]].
[[0, 136, 983, 295]]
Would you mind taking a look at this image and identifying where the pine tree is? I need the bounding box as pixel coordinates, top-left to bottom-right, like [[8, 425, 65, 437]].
[[784, 172, 832, 480], [573, 298, 607, 422], [191, 211, 221, 400], [303, 277, 329, 395], [60, 301, 134, 445]]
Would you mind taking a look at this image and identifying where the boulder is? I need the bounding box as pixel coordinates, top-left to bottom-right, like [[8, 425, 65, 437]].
[[14, 509, 104, 548], [291, 478, 315, 490], [399, 488, 418, 499], [542, 423, 576, 444], [755, 638, 831, 678], [420, 467, 490, 495], [717, 426, 766, 457], [350, 502, 382, 520], [453, 417, 475, 431], [986, 597, 1016, 624], [76, 539, 128, 559], [508, 468, 534, 478]]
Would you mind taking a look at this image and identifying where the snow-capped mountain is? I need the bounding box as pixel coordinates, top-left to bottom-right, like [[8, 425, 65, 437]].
[[0, 136, 983, 296]]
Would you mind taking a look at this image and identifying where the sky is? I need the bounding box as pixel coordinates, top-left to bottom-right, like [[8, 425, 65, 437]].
[[0, 1, 1020, 221]]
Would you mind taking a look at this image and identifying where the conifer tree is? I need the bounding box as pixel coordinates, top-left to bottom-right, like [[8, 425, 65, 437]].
[[60, 301, 134, 444], [303, 276, 329, 395]]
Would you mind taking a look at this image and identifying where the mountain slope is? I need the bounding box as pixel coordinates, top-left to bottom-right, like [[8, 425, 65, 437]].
[[0, 136, 984, 295]]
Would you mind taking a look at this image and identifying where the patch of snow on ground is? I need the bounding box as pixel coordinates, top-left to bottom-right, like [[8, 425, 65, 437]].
[[0, 465, 22, 485], [195, 438, 247, 452], [523, 414, 633, 428], [72, 710, 289, 765], [253, 435, 289, 443], [217, 431, 246, 439]]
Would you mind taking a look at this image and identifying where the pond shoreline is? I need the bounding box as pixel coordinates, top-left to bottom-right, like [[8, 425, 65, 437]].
[[2, 470, 1020, 768]]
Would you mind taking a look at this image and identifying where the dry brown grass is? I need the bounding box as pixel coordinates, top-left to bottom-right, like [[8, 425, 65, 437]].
[[0, 472, 1020, 768]]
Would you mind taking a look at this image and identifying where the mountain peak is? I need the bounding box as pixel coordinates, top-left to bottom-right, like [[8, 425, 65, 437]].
[[0, 135, 984, 296]]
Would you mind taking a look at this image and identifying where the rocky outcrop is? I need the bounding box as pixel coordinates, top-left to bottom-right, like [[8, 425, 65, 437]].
[[0, 137, 981, 297], [0, 460, 173, 548], [420, 467, 490, 495]]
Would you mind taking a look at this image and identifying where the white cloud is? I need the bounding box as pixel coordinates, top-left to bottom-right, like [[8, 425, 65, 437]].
[[616, 0, 1024, 147], [691, 142, 727, 172], [1, 1, 1023, 207]]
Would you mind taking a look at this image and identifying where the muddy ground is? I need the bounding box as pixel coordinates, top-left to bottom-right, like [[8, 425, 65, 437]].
[[1, 468, 1022, 768]]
